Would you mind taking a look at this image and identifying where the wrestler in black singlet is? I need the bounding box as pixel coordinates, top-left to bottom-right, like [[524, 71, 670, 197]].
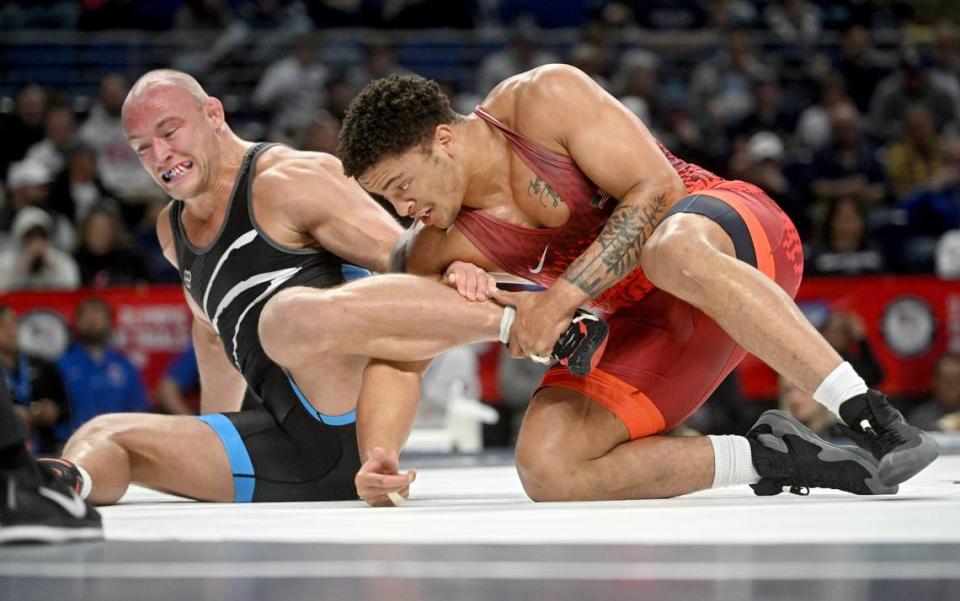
[[169, 143, 361, 502]]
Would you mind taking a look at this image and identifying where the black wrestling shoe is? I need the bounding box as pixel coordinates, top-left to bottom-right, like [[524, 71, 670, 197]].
[[0, 466, 101, 544], [839, 389, 939, 486], [747, 410, 898, 497], [37, 458, 84, 494], [552, 309, 609, 377]]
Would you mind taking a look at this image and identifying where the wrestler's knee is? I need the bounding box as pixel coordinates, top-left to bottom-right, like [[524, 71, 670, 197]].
[[515, 434, 575, 502], [71, 413, 139, 446], [643, 215, 719, 293]]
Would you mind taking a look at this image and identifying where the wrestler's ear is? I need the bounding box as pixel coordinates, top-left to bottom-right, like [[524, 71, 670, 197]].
[[434, 124, 456, 157], [205, 97, 226, 130]]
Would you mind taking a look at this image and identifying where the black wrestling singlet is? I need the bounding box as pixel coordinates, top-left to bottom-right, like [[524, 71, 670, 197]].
[[169, 143, 344, 396]]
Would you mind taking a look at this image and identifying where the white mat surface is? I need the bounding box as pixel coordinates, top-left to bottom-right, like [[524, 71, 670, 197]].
[[104, 456, 960, 545]]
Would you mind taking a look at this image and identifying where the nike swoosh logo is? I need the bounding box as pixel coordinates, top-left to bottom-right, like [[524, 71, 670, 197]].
[[529, 244, 549, 274], [38, 485, 87, 519]]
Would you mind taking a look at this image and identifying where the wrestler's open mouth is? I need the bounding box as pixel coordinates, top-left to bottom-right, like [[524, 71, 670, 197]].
[[416, 208, 432, 224], [161, 160, 194, 183]]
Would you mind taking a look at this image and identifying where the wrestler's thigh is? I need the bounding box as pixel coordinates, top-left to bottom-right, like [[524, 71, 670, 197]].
[[515, 386, 630, 467], [110, 413, 233, 502]]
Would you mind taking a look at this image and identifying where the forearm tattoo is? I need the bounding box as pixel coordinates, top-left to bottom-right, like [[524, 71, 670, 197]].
[[563, 193, 668, 297]]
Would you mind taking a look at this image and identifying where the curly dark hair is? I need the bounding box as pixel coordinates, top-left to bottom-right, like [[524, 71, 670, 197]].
[[338, 74, 459, 178]]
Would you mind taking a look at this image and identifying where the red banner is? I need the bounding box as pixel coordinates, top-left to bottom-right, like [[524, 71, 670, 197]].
[[2, 285, 192, 396], [737, 276, 960, 400], [4, 277, 959, 403]]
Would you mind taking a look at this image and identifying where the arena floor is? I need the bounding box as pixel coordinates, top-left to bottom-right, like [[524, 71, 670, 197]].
[[2, 449, 959, 601]]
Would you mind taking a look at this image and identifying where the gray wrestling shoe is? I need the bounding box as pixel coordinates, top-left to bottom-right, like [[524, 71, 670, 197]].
[[747, 410, 898, 496], [839, 389, 939, 486]]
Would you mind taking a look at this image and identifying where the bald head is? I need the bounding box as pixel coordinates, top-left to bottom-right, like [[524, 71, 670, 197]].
[[123, 69, 208, 119]]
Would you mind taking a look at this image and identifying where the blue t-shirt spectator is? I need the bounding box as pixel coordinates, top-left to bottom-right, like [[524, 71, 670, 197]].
[[165, 344, 199, 393], [57, 342, 149, 435]]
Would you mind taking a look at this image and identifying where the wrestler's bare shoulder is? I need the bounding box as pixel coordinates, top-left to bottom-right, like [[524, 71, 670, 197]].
[[482, 65, 598, 144], [254, 147, 345, 188]]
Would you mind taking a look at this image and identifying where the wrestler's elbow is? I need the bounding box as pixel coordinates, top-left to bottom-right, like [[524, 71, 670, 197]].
[[388, 221, 430, 274]]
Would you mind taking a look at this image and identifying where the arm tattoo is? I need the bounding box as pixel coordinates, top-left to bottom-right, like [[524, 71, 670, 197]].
[[563, 192, 668, 298], [528, 175, 563, 208]]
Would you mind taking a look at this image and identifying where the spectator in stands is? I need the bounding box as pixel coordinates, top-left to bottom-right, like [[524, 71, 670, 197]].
[[73, 202, 150, 288], [0, 160, 74, 251], [23, 105, 76, 176], [658, 100, 714, 173], [688, 29, 773, 134], [810, 102, 885, 205], [612, 49, 664, 131], [779, 376, 838, 438], [908, 353, 960, 431], [885, 104, 945, 202], [869, 46, 957, 144], [729, 131, 806, 234], [594, 0, 635, 29], [57, 297, 149, 435], [898, 135, 960, 237], [704, 0, 758, 29], [834, 25, 889, 114], [734, 76, 795, 141], [253, 32, 329, 142], [806, 196, 885, 275], [930, 20, 960, 119], [346, 39, 413, 98], [174, 0, 233, 31], [47, 142, 110, 225], [0, 84, 47, 185], [764, 0, 822, 46], [634, 0, 708, 30], [0, 305, 70, 454], [937, 229, 960, 278], [133, 199, 181, 284], [796, 72, 851, 152], [0, 206, 79, 292], [235, 0, 314, 64], [476, 23, 558, 95], [299, 111, 341, 154], [820, 310, 884, 388], [78, 73, 158, 218], [154, 344, 200, 415], [832, 0, 913, 31]]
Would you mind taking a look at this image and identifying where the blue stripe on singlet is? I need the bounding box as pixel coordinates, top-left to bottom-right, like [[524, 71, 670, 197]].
[[197, 414, 255, 503], [287, 377, 357, 426]]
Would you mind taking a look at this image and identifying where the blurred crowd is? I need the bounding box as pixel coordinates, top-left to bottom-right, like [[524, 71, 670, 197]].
[[2, 0, 960, 449]]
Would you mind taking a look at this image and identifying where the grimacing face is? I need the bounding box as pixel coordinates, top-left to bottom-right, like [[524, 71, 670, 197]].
[[123, 85, 219, 200], [358, 143, 464, 229]]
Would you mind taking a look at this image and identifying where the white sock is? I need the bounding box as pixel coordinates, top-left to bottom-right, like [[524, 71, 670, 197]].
[[708, 435, 761, 488], [75, 463, 93, 500], [499, 306, 515, 344], [812, 361, 868, 419]]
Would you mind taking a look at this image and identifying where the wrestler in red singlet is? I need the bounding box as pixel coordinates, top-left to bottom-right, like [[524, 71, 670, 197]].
[[455, 107, 804, 439]]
